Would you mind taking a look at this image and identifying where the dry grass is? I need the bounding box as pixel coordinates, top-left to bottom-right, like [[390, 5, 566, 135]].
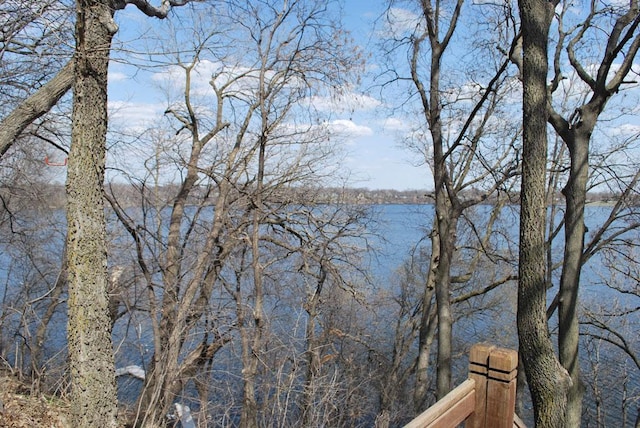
[[0, 372, 70, 428]]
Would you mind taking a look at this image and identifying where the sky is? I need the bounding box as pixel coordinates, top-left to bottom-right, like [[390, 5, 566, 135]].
[[105, 1, 432, 191], [31, 0, 640, 191]]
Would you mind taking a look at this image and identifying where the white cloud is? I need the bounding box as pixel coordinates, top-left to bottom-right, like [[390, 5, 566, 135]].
[[150, 65, 182, 83], [382, 117, 408, 132], [108, 71, 129, 83], [608, 123, 640, 137], [109, 100, 165, 131], [340, 92, 382, 111], [328, 119, 373, 138], [309, 91, 382, 114], [149, 59, 312, 103], [383, 8, 423, 38], [442, 82, 486, 104], [472, 0, 508, 5]]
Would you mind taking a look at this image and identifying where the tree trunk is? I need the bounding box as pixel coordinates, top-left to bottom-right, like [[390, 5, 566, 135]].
[[434, 207, 457, 400], [134, 166, 233, 425], [66, 0, 117, 426], [239, 134, 267, 428], [413, 239, 438, 412], [558, 128, 590, 427], [411, 35, 457, 404], [517, 0, 571, 426], [547, 2, 640, 421], [135, 336, 228, 427], [413, 200, 459, 405], [301, 270, 324, 427]]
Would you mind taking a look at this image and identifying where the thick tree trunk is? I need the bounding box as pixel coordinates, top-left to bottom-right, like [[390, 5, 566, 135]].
[[558, 129, 590, 427], [66, 0, 117, 426], [517, 0, 571, 426]]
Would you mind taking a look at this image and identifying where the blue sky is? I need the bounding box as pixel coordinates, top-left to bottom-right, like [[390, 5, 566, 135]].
[[37, 0, 638, 192], [105, 1, 432, 191]]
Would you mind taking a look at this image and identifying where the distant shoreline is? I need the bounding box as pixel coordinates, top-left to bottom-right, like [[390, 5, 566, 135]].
[[1, 182, 625, 209]]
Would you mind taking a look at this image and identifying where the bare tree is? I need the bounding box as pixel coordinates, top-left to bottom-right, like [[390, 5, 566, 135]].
[[380, 0, 521, 407], [543, 2, 640, 424], [0, 151, 67, 390], [516, 0, 572, 425], [506, 1, 640, 423], [65, 0, 190, 426], [0, 0, 74, 158], [104, 2, 364, 425]]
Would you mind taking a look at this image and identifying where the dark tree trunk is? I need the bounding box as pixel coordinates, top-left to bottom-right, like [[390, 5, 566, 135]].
[[517, 0, 571, 426], [547, 2, 640, 421], [558, 126, 590, 427], [434, 202, 457, 400], [413, 275, 437, 412]]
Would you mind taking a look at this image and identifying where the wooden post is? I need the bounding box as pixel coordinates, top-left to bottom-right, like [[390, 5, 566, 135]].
[[467, 344, 494, 428], [466, 343, 518, 428]]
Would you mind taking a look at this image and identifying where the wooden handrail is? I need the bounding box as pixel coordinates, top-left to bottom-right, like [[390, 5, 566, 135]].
[[404, 344, 524, 428], [404, 379, 476, 428]]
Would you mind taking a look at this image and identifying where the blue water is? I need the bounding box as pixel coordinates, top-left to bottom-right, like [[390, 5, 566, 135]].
[[0, 203, 638, 426]]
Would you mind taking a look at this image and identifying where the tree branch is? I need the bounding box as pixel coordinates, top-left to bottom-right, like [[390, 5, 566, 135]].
[[0, 59, 74, 158], [115, 0, 191, 18]]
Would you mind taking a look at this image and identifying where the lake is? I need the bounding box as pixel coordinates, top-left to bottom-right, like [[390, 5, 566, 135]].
[[0, 203, 638, 426]]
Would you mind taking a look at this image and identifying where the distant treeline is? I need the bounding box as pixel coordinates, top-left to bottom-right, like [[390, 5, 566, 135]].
[[1, 182, 626, 209]]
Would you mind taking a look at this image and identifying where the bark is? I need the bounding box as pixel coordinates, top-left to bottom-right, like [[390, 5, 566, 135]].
[[0, 60, 74, 158], [238, 227, 263, 428], [413, 264, 437, 411], [557, 127, 590, 427], [239, 108, 268, 428], [413, 202, 459, 406], [551, 98, 615, 427], [517, 0, 571, 426], [426, 20, 457, 403], [301, 269, 325, 427], [410, 0, 462, 402], [547, 3, 640, 423], [433, 204, 458, 399], [66, 0, 117, 426]]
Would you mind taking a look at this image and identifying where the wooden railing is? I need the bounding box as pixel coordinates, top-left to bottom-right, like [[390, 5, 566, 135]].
[[405, 343, 527, 428]]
